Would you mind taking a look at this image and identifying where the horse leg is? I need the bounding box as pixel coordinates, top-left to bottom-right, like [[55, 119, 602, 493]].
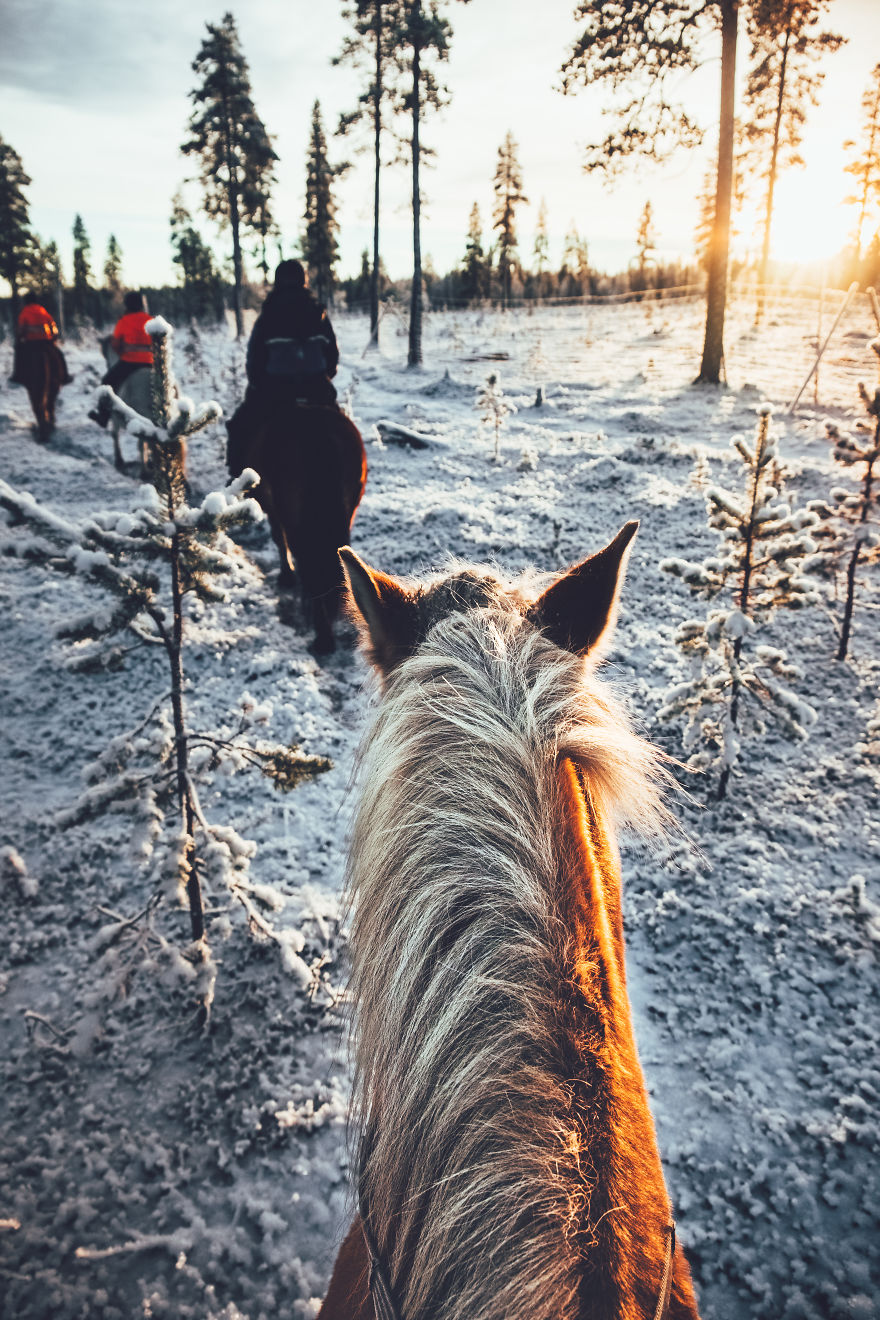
[[111, 422, 125, 472], [260, 488, 296, 588], [27, 383, 49, 443], [309, 595, 337, 656], [274, 522, 297, 589]]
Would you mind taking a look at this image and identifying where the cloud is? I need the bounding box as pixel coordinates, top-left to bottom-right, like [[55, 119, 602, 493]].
[[0, 0, 212, 107]]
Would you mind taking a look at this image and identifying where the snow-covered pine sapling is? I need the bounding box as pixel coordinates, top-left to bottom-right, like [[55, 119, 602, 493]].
[[807, 337, 880, 660], [660, 406, 822, 799], [0, 319, 331, 1019], [476, 372, 514, 462]]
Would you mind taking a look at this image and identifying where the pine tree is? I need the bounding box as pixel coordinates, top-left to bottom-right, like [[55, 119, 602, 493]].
[[250, 197, 280, 285], [633, 200, 656, 290], [743, 0, 843, 322], [807, 344, 880, 660], [182, 13, 278, 338], [476, 372, 514, 462], [533, 199, 550, 297], [660, 407, 821, 798], [71, 213, 94, 326], [335, 0, 405, 347], [389, 0, 470, 367], [23, 237, 63, 326], [0, 135, 34, 323], [346, 248, 374, 310], [559, 225, 589, 297], [561, 0, 738, 384], [492, 131, 527, 309], [0, 319, 331, 1019], [462, 202, 488, 302], [103, 233, 124, 321], [302, 100, 343, 307], [843, 63, 880, 264], [170, 192, 225, 322]]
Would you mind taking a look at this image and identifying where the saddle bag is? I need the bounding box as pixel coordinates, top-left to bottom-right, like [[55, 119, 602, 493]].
[[266, 336, 328, 378]]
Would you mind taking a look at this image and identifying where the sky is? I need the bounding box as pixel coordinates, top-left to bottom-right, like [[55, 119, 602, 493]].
[[1, 0, 878, 290]]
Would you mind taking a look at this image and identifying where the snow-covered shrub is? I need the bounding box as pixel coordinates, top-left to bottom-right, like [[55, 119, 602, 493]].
[[0, 319, 332, 1019], [660, 406, 821, 799], [1, 845, 38, 900], [806, 338, 880, 660], [476, 372, 514, 462]]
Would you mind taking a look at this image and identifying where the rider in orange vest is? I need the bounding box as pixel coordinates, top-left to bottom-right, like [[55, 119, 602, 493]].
[[11, 291, 73, 386], [89, 291, 154, 427]]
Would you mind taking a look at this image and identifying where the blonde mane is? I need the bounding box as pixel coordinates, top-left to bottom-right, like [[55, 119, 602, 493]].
[[347, 580, 671, 1320]]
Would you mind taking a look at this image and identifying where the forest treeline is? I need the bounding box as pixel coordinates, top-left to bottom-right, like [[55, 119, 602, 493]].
[[2, 4, 880, 378]]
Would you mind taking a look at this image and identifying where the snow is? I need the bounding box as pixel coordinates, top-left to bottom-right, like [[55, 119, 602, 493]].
[[0, 295, 878, 1319]]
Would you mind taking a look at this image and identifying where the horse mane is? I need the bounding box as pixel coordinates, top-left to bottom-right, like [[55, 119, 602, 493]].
[[347, 570, 673, 1320]]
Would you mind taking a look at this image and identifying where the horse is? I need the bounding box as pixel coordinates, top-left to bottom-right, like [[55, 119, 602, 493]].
[[17, 342, 65, 443], [99, 336, 153, 473], [318, 523, 701, 1320], [240, 403, 367, 655]]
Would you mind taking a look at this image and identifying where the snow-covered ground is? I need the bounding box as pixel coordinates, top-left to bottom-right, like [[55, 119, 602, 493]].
[[1, 295, 878, 1320]]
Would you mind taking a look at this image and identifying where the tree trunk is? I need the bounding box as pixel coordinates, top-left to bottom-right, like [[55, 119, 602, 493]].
[[697, 0, 739, 385], [169, 529, 205, 944], [717, 420, 763, 798], [369, 2, 382, 346], [756, 19, 791, 324], [229, 187, 244, 340], [838, 444, 877, 660], [408, 6, 423, 369], [219, 58, 244, 339]]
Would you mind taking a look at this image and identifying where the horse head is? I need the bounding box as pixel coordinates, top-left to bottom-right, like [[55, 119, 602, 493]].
[[320, 526, 700, 1320]]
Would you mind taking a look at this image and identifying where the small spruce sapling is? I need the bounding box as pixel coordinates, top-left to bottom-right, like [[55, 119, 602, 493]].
[[0, 318, 331, 1019], [807, 337, 880, 660], [660, 406, 821, 799], [476, 372, 514, 462]]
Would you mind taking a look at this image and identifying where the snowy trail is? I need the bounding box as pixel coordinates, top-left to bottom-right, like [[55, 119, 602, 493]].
[[1, 304, 878, 1319]]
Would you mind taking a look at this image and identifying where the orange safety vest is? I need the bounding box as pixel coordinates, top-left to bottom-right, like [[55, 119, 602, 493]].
[[112, 311, 154, 364], [17, 304, 58, 342]]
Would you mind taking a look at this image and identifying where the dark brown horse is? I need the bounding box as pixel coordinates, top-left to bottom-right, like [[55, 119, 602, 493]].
[[242, 404, 367, 654], [17, 342, 65, 443], [318, 526, 701, 1320]]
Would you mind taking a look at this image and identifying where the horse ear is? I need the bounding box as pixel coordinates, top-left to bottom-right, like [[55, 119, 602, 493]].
[[339, 547, 419, 674], [526, 521, 639, 657]]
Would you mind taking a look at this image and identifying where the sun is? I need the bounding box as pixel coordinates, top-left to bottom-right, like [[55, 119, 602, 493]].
[[768, 174, 852, 266]]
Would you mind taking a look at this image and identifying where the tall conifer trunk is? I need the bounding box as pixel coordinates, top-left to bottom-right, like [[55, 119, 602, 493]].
[[220, 63, 244, 340], [370, 3, 382, 346], [756, 17, 791, 325], [408, 1, 423, 368], [698, 0, 739, 385]]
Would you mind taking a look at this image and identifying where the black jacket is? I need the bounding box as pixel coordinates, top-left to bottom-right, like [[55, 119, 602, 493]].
[[246, 288, 339, 386]]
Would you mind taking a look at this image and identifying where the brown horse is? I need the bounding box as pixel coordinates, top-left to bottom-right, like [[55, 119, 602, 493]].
[[319, 525, 701, 1320], [242, 404, 367, 654], [17, 342, 65, 443]]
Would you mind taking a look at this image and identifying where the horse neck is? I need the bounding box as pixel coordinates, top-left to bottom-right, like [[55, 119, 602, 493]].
[[555, 759, 695, 1320], [350, 634, 681, 1320]]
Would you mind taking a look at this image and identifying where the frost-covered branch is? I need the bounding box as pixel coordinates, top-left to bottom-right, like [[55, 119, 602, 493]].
[[659, 407, 820, 798], [806, 346, 880, 660]]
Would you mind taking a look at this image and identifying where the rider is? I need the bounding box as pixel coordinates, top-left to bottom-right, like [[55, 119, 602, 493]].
[[89, 290, 154, 428], [226, 259, 339, 477], [12, 291, 73, 385]]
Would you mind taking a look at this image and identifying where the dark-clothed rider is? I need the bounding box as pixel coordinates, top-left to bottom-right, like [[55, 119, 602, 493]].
[[89, 291, 154, 428], [226, 259, 339, 478]]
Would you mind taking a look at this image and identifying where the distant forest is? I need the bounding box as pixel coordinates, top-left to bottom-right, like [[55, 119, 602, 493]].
[[2, 6, 880, 377]]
